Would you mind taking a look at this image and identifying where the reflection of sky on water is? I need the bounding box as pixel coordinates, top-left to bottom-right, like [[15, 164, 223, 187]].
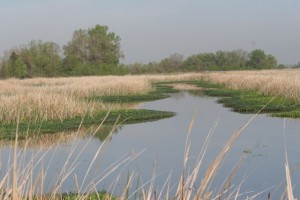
[[1, 92, 300, 198]]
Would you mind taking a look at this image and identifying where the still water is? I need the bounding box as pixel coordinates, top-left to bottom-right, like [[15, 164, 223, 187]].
[[1, 91, 300, 198]]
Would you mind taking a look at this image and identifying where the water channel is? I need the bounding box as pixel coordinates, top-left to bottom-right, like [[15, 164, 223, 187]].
[[1, 91, 300, 198]]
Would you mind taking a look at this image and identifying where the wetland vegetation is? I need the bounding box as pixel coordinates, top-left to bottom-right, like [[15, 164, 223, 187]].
[[0, 71, 300, 199], [3, 70, 300, 139], [0, 74, 200, 139]]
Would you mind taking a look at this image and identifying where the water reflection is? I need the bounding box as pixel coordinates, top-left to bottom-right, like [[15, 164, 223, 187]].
[[92, 125, 123, 142], [0, 125, 123, 148], [187, 89, 206, 97]]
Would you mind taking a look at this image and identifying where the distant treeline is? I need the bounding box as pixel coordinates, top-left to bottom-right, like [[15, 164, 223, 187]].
[[0, 25, 126, 79], [127, 49, 284, 74], [0, 24, 288, 79]]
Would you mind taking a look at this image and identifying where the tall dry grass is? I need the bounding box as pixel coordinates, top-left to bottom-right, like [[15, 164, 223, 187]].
[[3, 69, 300, 123], [0, 74, 202, 123], [204, 69, 300, 103]]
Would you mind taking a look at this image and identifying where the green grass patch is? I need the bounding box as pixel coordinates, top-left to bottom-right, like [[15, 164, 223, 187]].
[[37, 191, 115, 200], [217, 93, 299, 113], [0, 109, 175, 140], [271, 109, 300, 118], [204, 88, 244, 97], [0, 81, 180, 140], [200, 83, 300, 118], [192, 80, 222, 89], [156, 78, 300, 118], [88, 82, 179, 103], [156, 79, 221, 90], [90, 93, 169, 103], [60, 191, 115, 200], [153, 82, 180, 93]]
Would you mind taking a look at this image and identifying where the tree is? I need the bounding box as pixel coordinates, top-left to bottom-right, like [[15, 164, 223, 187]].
[[0, 60, 8, 79], [20, 40, 62, 77], [247, 49, 277, 69], [215, 51, 227, 68], [214, 50, 248, 70], [183, 54, 203, 71], [1, 40, 62, 78], [159, 53, 184, 72], [183, 53, 217, 71], [63, 24, 123, 75], [9, 51, 27, 78], [228, 49, 248, 68]]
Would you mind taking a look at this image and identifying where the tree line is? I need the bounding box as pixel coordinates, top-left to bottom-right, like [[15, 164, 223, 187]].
[[0, 25, 126, 79], [127, 49, 284, 74], [0, 24, 286, 79]]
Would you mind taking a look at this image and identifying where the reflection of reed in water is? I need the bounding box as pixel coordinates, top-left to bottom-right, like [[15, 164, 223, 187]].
[[0, 125, 123, 148]]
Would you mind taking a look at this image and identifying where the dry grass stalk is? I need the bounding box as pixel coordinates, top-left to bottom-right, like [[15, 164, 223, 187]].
[[174, 102, 270, 200], [285, 151, 297, 200]]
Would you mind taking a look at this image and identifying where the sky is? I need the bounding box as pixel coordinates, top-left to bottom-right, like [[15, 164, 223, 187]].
[[0, 0, 299, 65]]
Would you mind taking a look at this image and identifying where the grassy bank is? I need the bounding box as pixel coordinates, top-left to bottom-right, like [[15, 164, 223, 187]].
[[198, 70, 300, 118], [0, 74, 201, 123], [88, 83, 179, 103], [203, 69, 300, 104], [149, 75, 300, 118], [175, 78, 300, 118], [2, 70, 300, 140], [0, 74, 202, 139], [2, 70, 300, 123], [204, 88, 300, 117], [0, 109, 175, 140]]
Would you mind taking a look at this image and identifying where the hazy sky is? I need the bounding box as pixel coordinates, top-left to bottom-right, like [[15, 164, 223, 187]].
[[0, 0, 299, 64]]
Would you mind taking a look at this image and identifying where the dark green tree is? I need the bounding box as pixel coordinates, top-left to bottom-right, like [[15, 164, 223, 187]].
[[247, 49, 277, 69], [183, 53, 217, 71], [6, 51, 27, 78], [63, 24, 124, 75], [20, 40, 62, 77], [1, 41, 62, 78], [0, 60, 8, 79], [12, 57, 26, 78]]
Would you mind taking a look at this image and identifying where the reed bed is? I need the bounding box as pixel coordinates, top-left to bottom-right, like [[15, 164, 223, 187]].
[[204, 69, 300, 103], [0, 74, 202, 123]]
